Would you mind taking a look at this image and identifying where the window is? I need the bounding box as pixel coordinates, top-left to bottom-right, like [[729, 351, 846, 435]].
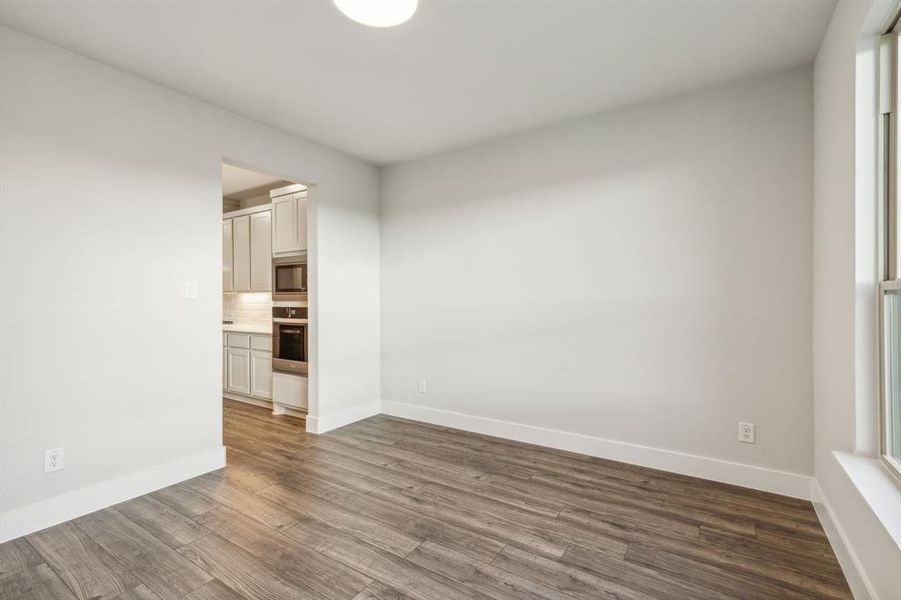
[[879, 30, 901, 480]]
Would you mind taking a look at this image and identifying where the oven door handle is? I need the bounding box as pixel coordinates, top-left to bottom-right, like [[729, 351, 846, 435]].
[[280, 328, 304, 335]]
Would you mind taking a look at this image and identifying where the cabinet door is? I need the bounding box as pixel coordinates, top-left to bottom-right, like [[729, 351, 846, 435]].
[[222, 219, 234, 292], [272, 372, 308, 410], [226, 347, 251, 395], [272, 195, 297, 254], [250, 210, 272, 291], [232, 215, 251, 291], [294, 193, 308, 252], [223, 347, 227, 391], [250, 350, 273, 399]]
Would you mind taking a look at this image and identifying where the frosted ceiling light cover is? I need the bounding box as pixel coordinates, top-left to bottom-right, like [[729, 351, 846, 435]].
[[333, 0, 418, 27]]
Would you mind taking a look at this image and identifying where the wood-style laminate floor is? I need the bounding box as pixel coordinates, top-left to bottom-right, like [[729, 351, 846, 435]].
[[1, 399, 851, 600]]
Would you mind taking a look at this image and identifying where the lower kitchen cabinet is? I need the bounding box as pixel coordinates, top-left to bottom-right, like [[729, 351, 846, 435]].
[[226, 347, 251, 395], [273, 371, 308, 411], [224, 332, 272, 402], [250, 349, 273, 399]]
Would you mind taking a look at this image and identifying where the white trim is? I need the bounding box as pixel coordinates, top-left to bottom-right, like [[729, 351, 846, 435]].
[[0, 446, 226, 543], [381, 400, 812, 499], [833, 451, 901, 549], [223, 391, 272, 409], [222, 202, 272, 220], [812, 479, 878, 600], [306, 399, 382, 434]]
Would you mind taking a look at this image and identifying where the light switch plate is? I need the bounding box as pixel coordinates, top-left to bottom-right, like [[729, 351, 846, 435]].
[[184, 280, 198, 299]]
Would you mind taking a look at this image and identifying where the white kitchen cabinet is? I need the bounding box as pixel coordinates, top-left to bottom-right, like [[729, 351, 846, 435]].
[[226, 347, 251, 395], [226, 332, 251, 348], [250, 211, 272, 291], [222, 219, 234, 292], [272, 192, 307, 255], [223, 206, 272, 293], [232, 214, 251, 291], [250, 349, 273, 399], [224, 333, 273, 404], [273, 371, 308, 410]]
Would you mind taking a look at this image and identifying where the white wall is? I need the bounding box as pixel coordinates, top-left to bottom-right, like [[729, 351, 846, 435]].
[[381, 68, 814, 486], [813, 1, 901, 597], [0, 26, 380, 537]]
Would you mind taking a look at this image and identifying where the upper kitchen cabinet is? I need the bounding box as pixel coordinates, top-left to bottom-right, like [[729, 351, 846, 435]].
[[250, 211, 272, 291], [232, 214, 251, 291], [223, 204, 272, 292], [271, 184, 308, 256], [223, 219, 234, 292]]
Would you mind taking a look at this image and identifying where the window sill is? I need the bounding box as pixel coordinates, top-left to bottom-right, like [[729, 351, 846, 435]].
[[833, 451, 901, 550]]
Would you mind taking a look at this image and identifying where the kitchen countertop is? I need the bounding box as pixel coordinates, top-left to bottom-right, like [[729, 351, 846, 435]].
[[223, 323, 272, 335]]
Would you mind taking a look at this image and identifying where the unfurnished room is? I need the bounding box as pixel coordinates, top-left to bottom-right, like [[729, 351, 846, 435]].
[[0, 1, 900, 599]]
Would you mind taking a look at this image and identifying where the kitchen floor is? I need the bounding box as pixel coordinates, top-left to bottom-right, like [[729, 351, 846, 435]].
[[0, 400, 850, 600]]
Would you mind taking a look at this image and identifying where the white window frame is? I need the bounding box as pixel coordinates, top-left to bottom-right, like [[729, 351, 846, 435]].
[[878, 30, 901, 482]]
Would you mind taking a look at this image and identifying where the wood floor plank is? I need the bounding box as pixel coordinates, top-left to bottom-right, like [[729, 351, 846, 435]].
[[533, 472, 756, 538], [257, 483, 423, 557], [352, 582, 417, 600], [114, 495, 210, 549], [178, 533, 327, 600], [698, 526, 846, 585], [73, 508, 212, 600], [416, 482, 639, 552], [488, 544, 655, 600], [622, 542, 824, 600], [625, 534, 853, 600], [557, 505, 699, 544], [406, 540, 572, 600], [365, 483, 569, 558], [755, 522, 842, 564], [181, 579, 249, 600], [27, 522, 141, 600], [185, 472, 299, 531], [0, 537, 43, 580], [283, 518, 472, 600], [550, 543, 736, 600], [272, 471, 506, 563], [109, 584, 163, 600], [150, 482, 221, 519], [196, 505, 373, 600], [0, 563, 79, 600]]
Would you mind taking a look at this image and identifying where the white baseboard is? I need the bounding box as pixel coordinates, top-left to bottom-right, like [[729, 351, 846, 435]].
[[0, 446, 226, 543], [307, 399, 382, 434], [812, 479, 878, 600], [223, 392, 272, 409], [382, 400, 812, 500]]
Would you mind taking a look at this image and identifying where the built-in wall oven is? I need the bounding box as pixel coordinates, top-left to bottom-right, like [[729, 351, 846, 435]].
[[272, 255, 307, 302], [272, 306, 308, 375]]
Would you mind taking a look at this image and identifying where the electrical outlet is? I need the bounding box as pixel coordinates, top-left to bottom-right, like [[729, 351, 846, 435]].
[[418, 379, 428, 393], [44, 447, 65, 473], [738, 422, 756, 444]]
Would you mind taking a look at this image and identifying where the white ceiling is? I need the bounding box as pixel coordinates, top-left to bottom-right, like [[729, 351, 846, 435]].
[[0, 0, 836, 165], [222, 164, 285, 197]]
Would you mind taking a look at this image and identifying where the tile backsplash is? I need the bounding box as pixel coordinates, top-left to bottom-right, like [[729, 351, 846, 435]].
[[223, 292, 272, 324]]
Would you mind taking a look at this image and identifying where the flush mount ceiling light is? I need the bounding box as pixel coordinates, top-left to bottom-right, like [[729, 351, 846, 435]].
[[333, 0, 418, 27]]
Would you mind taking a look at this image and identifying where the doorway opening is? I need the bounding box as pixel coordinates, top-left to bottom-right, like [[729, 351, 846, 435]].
[[220, 161, 313, 432]]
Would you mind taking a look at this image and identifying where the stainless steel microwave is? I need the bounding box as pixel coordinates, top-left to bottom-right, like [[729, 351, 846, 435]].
[[272, 254, 307, 301]]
